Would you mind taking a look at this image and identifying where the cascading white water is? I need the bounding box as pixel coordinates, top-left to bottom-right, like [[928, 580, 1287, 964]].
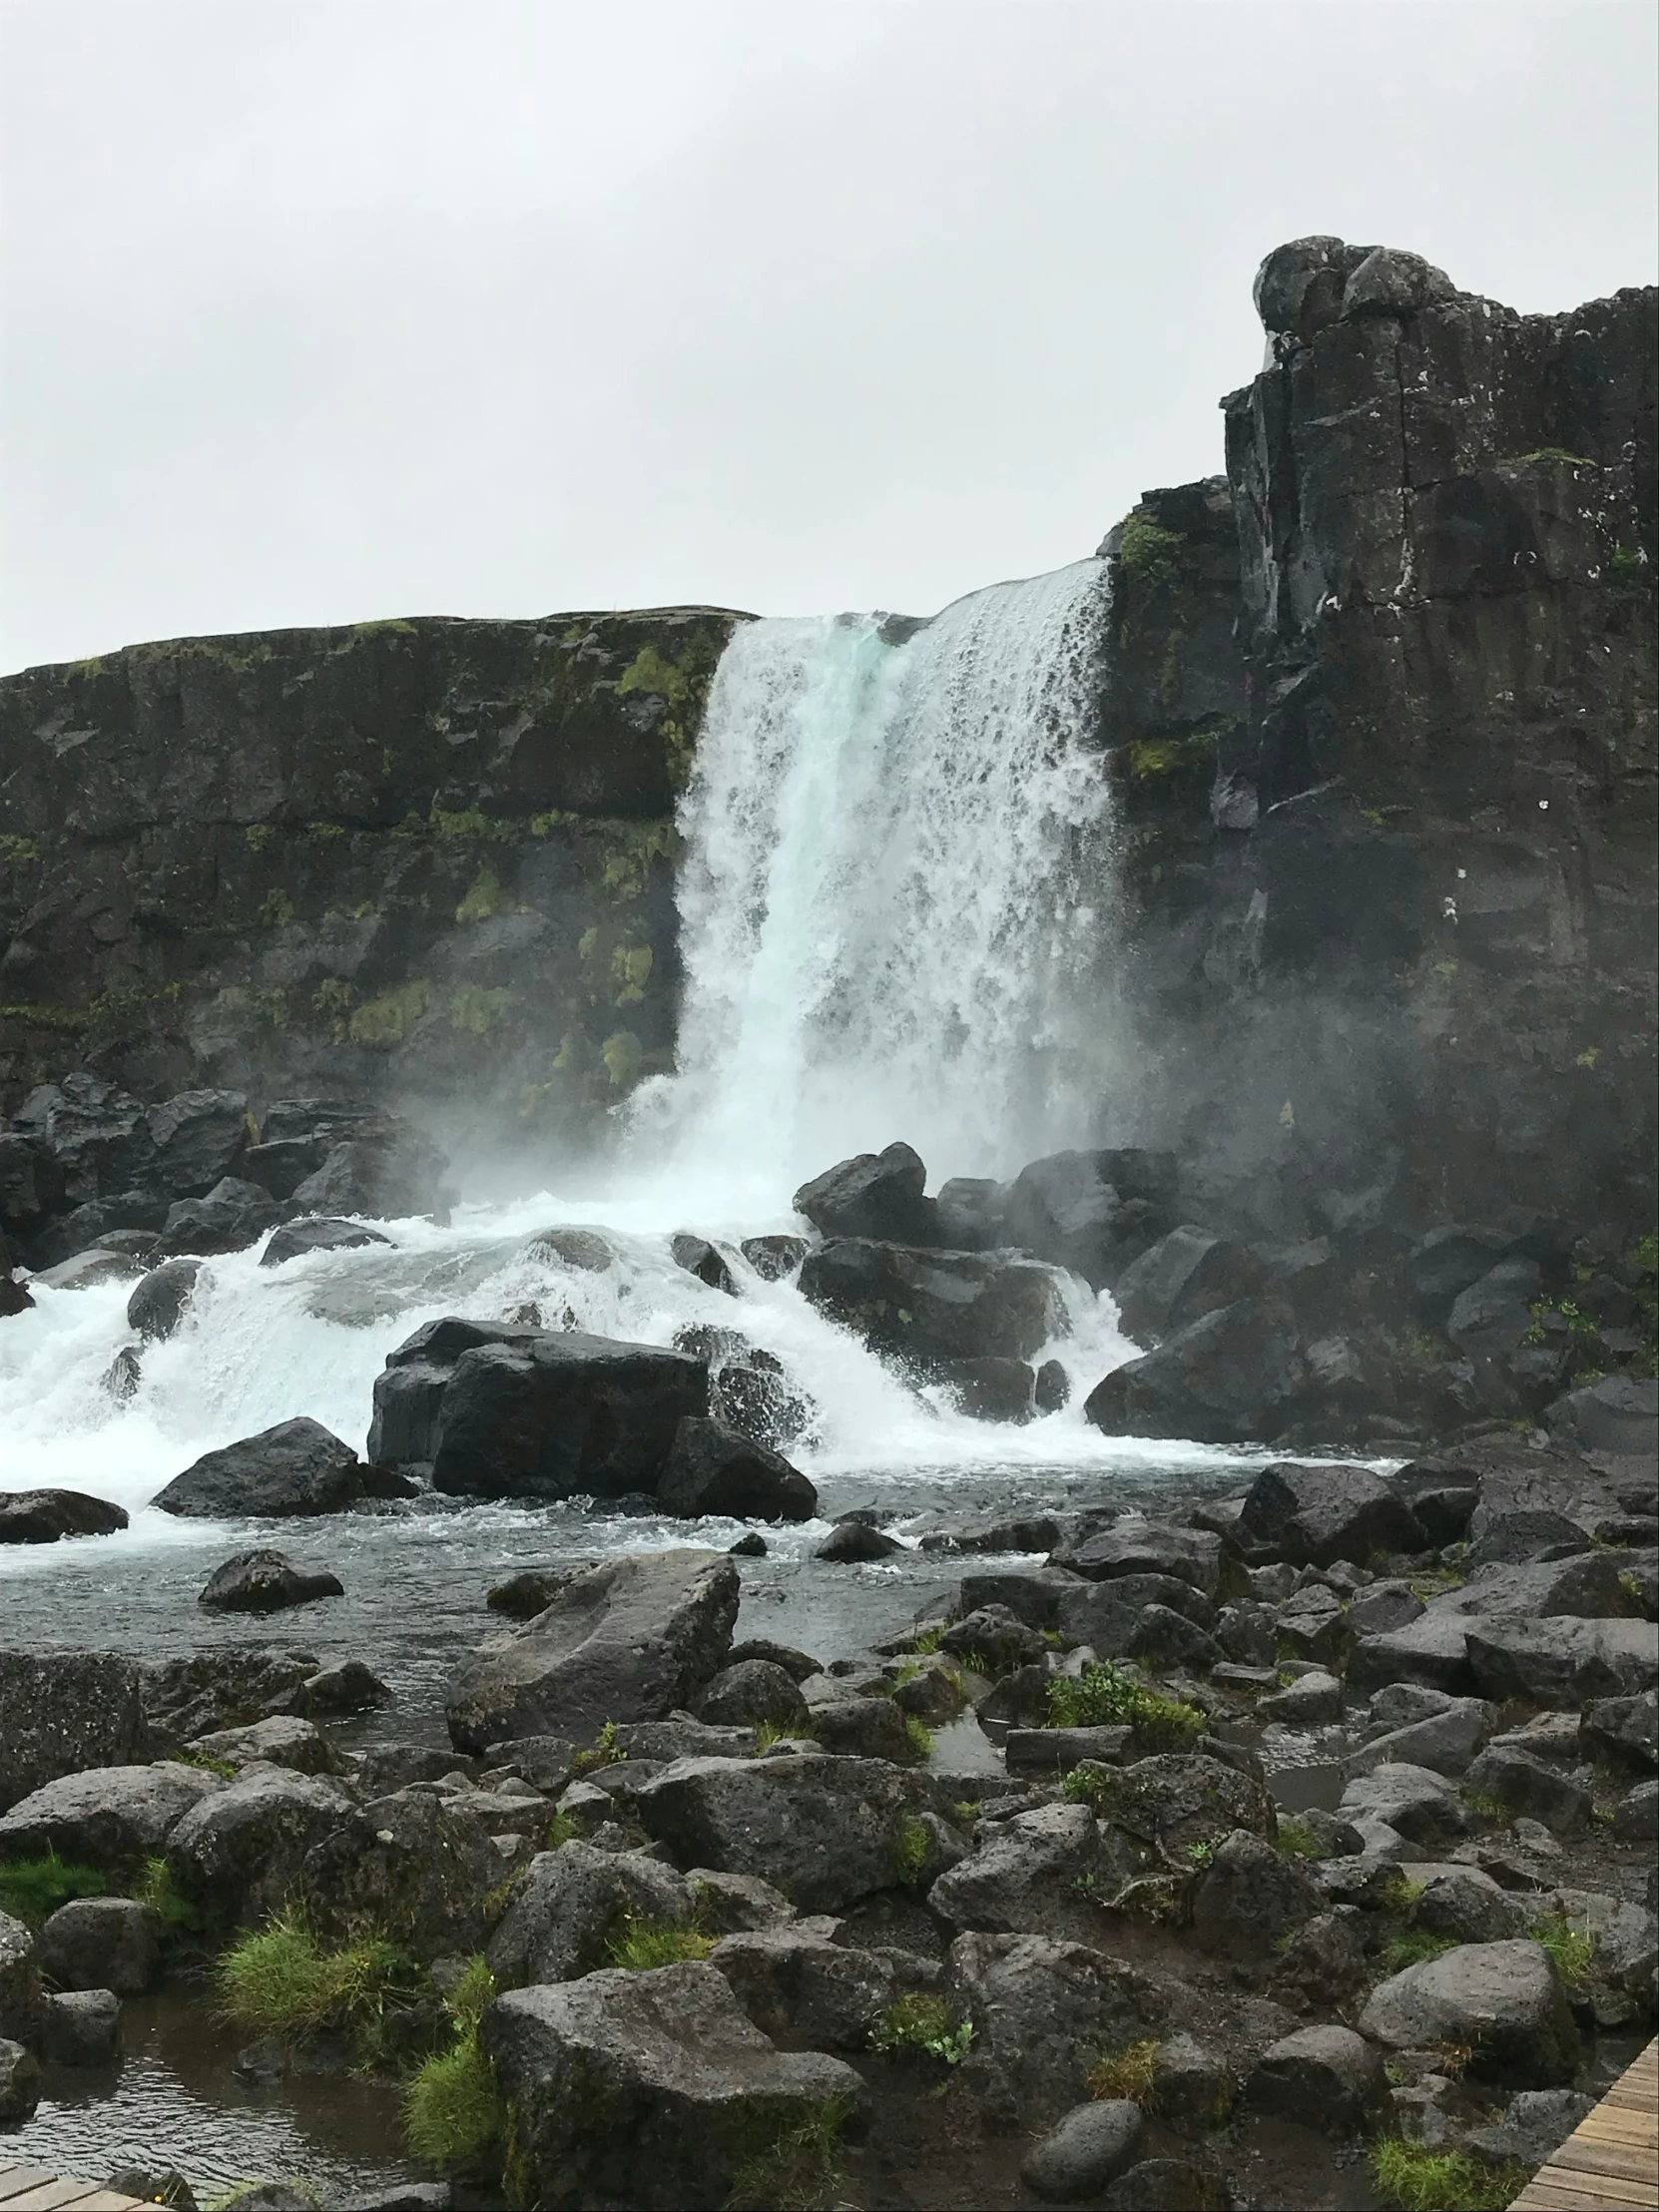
[[631, 558, 1114, 1208], [2, 556, 1205, 1532]]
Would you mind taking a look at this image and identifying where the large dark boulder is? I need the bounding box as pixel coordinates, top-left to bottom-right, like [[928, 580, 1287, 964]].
[[145, 1089, 252, 1196], [152, 1416, 366, 1517], [0, 1762, 225, 1868], [799, 1238, 1063, 1366], [126, 1256, 203, 1341], [1002, 1148, 1178, 1288], [198, 1548, 344, 1613], [365, 1314, 540, 1466], [793, 1141, 939, 1245], [1235, 1460, 1425, 1566], [0, 1490, 129, 1545], [0, 1653, 152, 1810], [429, 1331, 708, 1502], [1111, 1226, 1264, 1344], [482, 1964, 864, 2211], [445, 1548, 739, 1753], [260, 1217, 391, 1267], [164, 1768, 357, 1925], [1084, 1300, 1305, 1443], [1358, 1940, 1580, 2087], [158, 1177, 282, 1258], [656, 1415, 817, 1522]]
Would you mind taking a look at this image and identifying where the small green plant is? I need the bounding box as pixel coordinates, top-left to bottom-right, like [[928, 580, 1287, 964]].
[[1460, 1791, 1509, 1825], [217, 1910, 420, 2045], [950, 1800, 980, 1827], [868, 1991, 975, 2064], [545, 1810, 579, 1851], [1370, 2139, 1528, 2212], [404, 1956, 507, 2173], [1059, 1764, 1113, 1813], [1514, 447, 1595, 467], [1380, 1927, 1458, 1972], [605, 1915, 715, 1971], [903, 1716, 935, 1762], [891, 1815, 933, 1887], [134, 1855, 201, 1933], [1186, 1838, 1218, 1868], [1274, 1816, 1320, 1860], [1045, 1662, 1205, 1750], [886, 1658, 922, 1687], [727, 2093, 851, 2212], [904, 1625, 945, 1656], [1527, 1912, 1595, 1989], [178, 1751, 240, 1780], [1618, 1570, 1642, 1606], [0, 1852, 108, 1925], [1608, 543, 1651, 598], [1087, 2036, 1162, 2104], [1377, 1872, 1426, 1916], [571, 1719, 626, 1775]]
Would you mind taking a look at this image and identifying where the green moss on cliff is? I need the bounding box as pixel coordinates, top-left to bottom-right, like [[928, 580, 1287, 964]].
[[349, 979, 430, 1047], [455, 865, 503, 923]]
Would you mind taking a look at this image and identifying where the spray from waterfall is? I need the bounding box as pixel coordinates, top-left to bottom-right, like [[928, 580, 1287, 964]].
[[630, 558, 1114, 1207]]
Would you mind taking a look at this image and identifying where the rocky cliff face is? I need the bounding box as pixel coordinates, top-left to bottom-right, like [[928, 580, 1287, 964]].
[[1100, 240, 1657, 1255], [0, 608, 743, 1136]]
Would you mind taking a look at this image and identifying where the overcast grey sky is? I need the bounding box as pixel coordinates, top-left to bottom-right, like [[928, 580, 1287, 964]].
[[2, 0, 1654, 673]]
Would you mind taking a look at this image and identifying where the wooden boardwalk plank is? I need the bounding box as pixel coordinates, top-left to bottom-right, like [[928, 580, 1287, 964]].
[[1511, 2038, 1658, 2212]]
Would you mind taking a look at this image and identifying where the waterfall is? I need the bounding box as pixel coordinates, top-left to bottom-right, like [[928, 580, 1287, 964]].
[[632, 558, 1114, 1207]]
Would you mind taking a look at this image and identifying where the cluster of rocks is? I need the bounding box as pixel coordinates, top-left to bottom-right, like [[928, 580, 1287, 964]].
[[2, 1428, 1651, 2202], [0, 1073, 448, 1340], [782, 1138, 1658, 1452]]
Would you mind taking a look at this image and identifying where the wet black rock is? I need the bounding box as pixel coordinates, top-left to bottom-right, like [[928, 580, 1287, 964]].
[[158, 1176, 284, 1258], [793, 1140, 939, 1245], [935, 1355, 1036, 1421], [0, 1652, 152, 1810], [669, 1233, 736, 1294], [198, 1548, 345, 1613], [369, 1318, 708, 1503], [1002, 1148, 1178, 1289], [260, 1217, 392, 1267], [1112, 1226, 1265, 1344], [737, 1233, 806, 1280], [126, 1255, 204, 1341], [154, 1415, 367, 1518], [40, 1986, 121, 2067], [657, 1414, 817, 1522], [0, 1489, 129, 1545], [39, 1897, 160, 1995], [815, 1520, 903, 1563], [1085, 1299, 1305, 1445], [800, 1237, 1063, 1365], [1235, 1459, 1425, 1566]]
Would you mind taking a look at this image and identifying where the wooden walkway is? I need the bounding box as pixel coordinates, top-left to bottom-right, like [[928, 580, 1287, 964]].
[[0, 2171, 145, 2212], [1511, 2038, 1659, 2211]]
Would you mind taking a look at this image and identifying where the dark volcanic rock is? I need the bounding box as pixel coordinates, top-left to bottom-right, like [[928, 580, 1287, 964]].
[[1235, 1460, 1425, 1566], [0, 1652, 151, 1811], [799, 1238, 1063, 1365], [738, 1233, 807, 1281], [445, 1548, 739, 1753], [153, 1416, 366, 1518], [416, 1328, 707, 1502], [935, 1356, 1037, 1421], [793, 1141, 939, 1245], [657, 1415, 817, 1522], [260, 1217, 392, 1267], [126, 1255, 204, 1341], [669, 1234, 736, 1295], [1112, 1225, 1264, 1343], [0, 1489, 129, 1544], [159, 1176, 283, 1258], [198, 1548, 345, 1613], [1085, 1300, 1305, 1444]]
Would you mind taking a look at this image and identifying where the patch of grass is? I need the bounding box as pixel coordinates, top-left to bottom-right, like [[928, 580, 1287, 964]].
[[605, 1914, 715, 1971], [1380, 1927, 1458, 1972], [891, 1815, 932, 1886], [1274, 1816, 1321, 1859], [1059, 1763, 1113, 1813], [727, 2094, 852, 2212], [1045, 1661, 1205, 1750], [868, 1991, 974, 2064], [217, 1909, 420, 2044], [0, 1852, 108, 1925], [134, 1855, 202, 1934], [755, 1719, 811, 1754], [571, 1719, 626, 1776], [404, 1960, 505, 2174], [1527, 1912, 1595, 1989], [1087, 2036, 1162, 2104], [950, 1800, 980, 1827], [544, 1810, 579, 1851], [176, 1751, 240, 1780], [1370, 2140, 1528, 2212], [904, 1624, 946, 1655], [1461, 1791, 1509, 1825], [1378, 1872, 1426, 1916], [903, 1716, 934, 1762]]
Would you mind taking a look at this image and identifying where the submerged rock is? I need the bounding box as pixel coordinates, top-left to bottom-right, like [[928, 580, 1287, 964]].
[[198, 1548, 344, 1612]]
